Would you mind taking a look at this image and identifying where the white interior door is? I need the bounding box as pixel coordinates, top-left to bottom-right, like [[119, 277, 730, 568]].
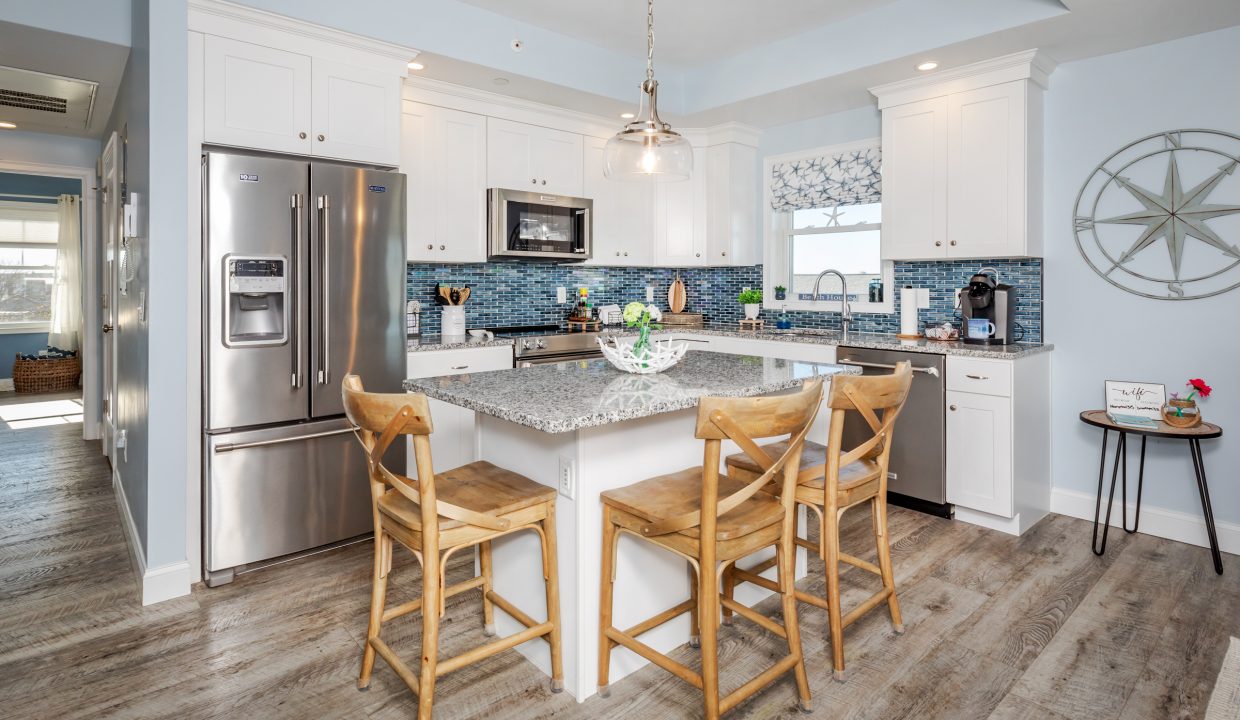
[[100, 133, 120, 460]]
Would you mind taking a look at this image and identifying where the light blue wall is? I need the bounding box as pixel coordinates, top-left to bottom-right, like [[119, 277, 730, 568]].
[[0, 130, 101, 169], [0, 334, 45, 378], [105, 0, 152, 557], [1044, 25, 1240, 527], [0, 0, 132, 47]]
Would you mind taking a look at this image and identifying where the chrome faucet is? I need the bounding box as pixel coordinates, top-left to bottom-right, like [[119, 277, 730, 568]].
[[811, 269, 852, 335]]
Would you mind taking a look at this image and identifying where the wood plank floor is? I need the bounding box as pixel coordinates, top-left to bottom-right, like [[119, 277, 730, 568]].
[[1, 399, 1236, 719]]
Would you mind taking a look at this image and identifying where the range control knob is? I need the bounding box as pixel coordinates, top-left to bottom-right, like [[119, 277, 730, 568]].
[[522, 339, 534, 350], [536, 339, 547, 349]]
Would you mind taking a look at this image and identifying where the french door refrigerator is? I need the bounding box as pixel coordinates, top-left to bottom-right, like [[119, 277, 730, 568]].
[[202, 151, 405, 586]]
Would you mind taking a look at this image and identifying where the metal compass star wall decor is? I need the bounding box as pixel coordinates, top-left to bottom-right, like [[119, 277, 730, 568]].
[[1073, 129, 1240, 300]]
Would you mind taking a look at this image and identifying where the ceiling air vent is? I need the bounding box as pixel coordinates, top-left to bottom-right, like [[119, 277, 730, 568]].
[[0, 66, 97, 131]]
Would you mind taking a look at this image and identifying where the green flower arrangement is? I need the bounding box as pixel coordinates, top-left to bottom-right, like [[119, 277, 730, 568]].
[[623, 301, 662, 360]]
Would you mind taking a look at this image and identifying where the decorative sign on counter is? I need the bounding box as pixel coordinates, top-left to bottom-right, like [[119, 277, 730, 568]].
[[1105, 380, 1166, 422]]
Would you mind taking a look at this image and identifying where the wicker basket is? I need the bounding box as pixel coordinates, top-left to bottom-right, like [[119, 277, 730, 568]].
[[13, 354, 81, 394]]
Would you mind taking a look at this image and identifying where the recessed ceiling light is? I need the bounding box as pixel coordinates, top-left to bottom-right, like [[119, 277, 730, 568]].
[[620, 112, 635, 119], [917, 61, 939, 71], [0, 121, 16, 129], [407, 61, 424, 71], [492, 77, 510, 86]]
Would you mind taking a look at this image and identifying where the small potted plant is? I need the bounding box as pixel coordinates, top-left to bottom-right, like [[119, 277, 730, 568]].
[[738, 288, 763, 319], [1163, 378, 1212, 428], [774, 285, 787, 301]]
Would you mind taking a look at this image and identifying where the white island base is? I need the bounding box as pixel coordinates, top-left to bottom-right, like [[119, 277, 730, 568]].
[[475, 408, 812, 701]]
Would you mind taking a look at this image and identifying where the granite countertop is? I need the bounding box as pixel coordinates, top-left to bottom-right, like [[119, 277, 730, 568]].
[[407, 334, 515, 352], [405, 351, 858, 433], [407, 326, 1052, 359], [650, 326, 1054, 360]]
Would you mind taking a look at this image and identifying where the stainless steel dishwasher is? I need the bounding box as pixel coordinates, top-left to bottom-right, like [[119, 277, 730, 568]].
[[837, 346, 950, 517]]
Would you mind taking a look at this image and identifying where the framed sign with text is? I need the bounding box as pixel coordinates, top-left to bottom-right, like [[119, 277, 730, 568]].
[[1105, 380, 1166, 421]]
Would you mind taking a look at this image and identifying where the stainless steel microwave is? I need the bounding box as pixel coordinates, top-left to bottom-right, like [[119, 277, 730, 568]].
[[488, 188, 592, 262]]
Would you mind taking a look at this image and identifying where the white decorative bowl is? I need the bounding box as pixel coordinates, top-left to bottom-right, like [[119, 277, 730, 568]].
[[597, 337, 687, 374]]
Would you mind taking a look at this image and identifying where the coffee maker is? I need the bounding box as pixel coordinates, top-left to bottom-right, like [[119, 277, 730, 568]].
[[958, 268, 1017, 345]]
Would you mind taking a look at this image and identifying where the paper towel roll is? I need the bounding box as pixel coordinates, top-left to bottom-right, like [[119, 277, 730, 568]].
[[900, 287, 919, 336]]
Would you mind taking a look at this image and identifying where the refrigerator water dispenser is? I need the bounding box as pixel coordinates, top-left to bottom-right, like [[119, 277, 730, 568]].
[[224, 255, 287, 346]]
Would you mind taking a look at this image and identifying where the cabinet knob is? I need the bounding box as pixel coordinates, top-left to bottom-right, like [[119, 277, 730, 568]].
[[317, 134, 326, 141], [615, 252, 621, 257], [722, 251, 727, 256], [935, 241, 943, 247], [299, 132, 307, 139], [695, 253, 701, 257], [541, 179, 547, 185], [949, 405, 957, 411], [426, 244, 433, 250], [531, 178, 537, 184], [439, 244, 446, 251], [623, 252, 629, 257], [950, 240, 957, 246]]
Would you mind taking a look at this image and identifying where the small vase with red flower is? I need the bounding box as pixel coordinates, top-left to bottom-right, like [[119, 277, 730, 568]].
[[1162, 378, 1212, 428]]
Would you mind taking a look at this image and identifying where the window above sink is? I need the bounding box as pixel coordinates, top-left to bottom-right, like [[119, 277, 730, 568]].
[[762, 138, 894, 314]]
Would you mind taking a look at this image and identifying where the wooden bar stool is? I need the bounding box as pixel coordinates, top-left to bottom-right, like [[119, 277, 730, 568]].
[[597, 378, 824, 719], [724, 363, 912, 681], [342, 375, 564, 718]]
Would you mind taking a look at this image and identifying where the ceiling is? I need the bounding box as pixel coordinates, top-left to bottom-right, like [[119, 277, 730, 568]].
[[407, 0, 1240, 128], [0, 21, 129, 138], [455, 0, 901, 68]]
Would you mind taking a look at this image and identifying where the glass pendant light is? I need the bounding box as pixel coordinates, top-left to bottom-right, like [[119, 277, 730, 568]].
[[603, 0, 692, 182]]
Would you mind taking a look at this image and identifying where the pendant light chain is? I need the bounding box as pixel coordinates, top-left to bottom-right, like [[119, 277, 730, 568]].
[[646, 0, 655, 84]]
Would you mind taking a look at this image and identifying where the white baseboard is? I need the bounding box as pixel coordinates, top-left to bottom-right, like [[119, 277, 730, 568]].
[[112, 469, 193, 605], [1051, 487, 1240, 556]]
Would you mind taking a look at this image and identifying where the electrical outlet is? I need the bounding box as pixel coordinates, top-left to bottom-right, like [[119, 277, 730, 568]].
[[915, 288, 930, 309], [558, 456, 576, 500], [557, 287, 567, 304], [645, 286, 654, 302]]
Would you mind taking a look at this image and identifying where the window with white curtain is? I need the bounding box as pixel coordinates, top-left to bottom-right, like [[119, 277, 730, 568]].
[[763, 138, 893, 313], [0, 201, 59, 331]]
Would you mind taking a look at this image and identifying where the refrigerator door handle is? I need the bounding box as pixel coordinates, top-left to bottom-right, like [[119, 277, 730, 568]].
[[213, 426, 354, 453], [290, 194, 304, 388], [317, 194, 330, 385]]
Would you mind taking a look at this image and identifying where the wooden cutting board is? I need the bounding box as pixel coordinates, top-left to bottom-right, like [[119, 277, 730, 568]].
[[667, 277, 687, 313]]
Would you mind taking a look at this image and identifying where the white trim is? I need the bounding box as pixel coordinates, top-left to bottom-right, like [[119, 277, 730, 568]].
[[0, 157, 100, 441], [869, 49, 1056, 109], [0, 323, 50, 334], [188, 0, 417, 65], [186, 31, 205, 586], [1051, 487, 1240, 557], [113, 467, 194, 605]]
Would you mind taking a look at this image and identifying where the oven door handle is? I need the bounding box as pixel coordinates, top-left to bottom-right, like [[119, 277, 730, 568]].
[[838, 358, 940, 377]]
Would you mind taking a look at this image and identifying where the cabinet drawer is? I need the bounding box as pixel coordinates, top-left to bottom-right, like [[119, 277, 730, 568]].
[[407, 346, 513, 379], [946, 356, 1012, 397]]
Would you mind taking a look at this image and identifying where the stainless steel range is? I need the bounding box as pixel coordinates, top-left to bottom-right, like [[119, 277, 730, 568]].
[[496, 324, 620, 367]]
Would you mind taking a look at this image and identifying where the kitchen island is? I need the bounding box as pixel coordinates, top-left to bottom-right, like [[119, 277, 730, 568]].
[[405, 351, 858, 700]]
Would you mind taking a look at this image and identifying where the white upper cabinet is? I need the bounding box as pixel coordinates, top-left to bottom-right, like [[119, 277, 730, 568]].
[[486, 117, 584, 197], [871, 50, 1051, 261], [202, 35, 403, 166], [311, 59, 401, 166], [403, 102, 488, 263], [655, 146, 708, 266], [879, 97, 948, 260], [204, 37, 313, 156], [704, 142, 758, 266], [946, 82, 1031, 259], [583, 136, 655, 266]]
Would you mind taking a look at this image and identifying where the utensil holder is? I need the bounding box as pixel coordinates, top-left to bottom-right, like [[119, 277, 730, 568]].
[[440, 306, 466, 337]]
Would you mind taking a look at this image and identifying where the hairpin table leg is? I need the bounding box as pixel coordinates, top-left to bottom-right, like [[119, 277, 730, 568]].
[[1189, 439, 1224, 575], [1122, 436, 1146, 534], [1092, 430, 1127, 556]]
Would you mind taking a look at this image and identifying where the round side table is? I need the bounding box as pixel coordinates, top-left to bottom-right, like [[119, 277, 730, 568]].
[[1079, 410, 1224, 574]]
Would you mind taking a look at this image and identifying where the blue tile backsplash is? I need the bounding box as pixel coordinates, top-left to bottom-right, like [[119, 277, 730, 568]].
[[407, 259, 1043, 343]]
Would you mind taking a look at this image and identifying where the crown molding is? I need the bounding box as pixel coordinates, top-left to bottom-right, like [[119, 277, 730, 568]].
[[188, 0, 418, 65], [869, 49, 1057, 109]]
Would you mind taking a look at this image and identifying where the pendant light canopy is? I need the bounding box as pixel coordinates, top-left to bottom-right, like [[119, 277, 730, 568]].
[[603, 0, 692, 182]]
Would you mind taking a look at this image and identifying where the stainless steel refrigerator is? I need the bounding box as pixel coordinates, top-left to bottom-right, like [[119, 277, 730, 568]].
[[202, 151, 406, 587]]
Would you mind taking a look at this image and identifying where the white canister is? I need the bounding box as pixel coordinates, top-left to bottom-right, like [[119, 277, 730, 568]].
[[441, 306, 466, 337]]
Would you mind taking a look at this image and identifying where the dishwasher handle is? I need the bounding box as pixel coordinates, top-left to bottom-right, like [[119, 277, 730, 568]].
[[838, 358, 940, 378]]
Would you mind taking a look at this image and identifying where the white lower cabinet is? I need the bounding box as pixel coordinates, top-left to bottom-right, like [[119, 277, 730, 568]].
[[406, 346, 513, 477], [944, 353, 1050, 535], [945, 390, 1012, 516]]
